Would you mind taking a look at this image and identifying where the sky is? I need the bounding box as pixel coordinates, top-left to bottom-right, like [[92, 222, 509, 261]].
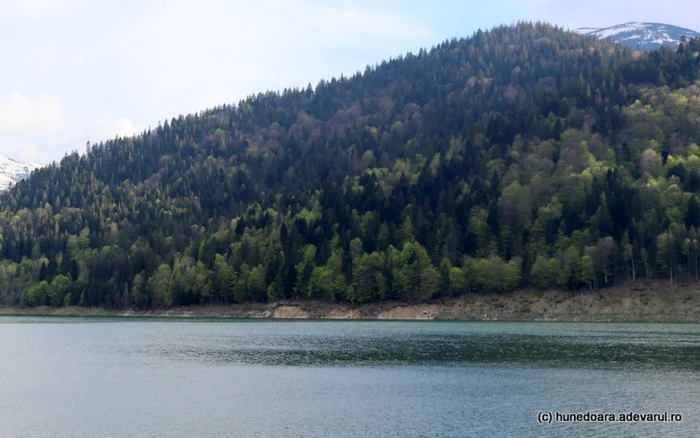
[[1, 0, 698, 164]]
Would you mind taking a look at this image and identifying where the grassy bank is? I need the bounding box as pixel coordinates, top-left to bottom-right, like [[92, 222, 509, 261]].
[[1, 281, 699, 322]]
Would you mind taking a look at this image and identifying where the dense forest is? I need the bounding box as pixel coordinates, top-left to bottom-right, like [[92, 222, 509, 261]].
[[2, 22, 700, 309]]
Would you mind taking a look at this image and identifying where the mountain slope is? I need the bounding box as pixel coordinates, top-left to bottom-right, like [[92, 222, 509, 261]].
[[0, 155, 43, 191], [2, 23, 700, 309], [576, 22, 700, 51]]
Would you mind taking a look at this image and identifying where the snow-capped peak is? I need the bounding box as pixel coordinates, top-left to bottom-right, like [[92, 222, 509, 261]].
[[575, 22, 700, 51], [0, 155, 44, 191]]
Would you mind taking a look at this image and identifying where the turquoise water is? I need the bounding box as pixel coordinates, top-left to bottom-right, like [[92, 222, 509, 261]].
[[0, 318, 698, 437]]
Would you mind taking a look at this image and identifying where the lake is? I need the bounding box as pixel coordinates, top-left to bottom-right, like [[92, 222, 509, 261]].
[[0, 318, 699, 437]]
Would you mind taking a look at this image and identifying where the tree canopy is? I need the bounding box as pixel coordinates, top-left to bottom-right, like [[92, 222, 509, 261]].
[[3, 22, 700, 308]]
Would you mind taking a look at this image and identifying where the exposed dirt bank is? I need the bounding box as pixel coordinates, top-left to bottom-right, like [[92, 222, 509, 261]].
[[3, 281, 700, 322]]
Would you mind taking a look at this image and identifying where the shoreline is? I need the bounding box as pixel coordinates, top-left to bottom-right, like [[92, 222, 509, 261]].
[[2, 281, 700, 322]]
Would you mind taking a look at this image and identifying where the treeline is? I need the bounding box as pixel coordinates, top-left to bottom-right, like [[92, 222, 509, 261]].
[[2, 22, 700, 308]]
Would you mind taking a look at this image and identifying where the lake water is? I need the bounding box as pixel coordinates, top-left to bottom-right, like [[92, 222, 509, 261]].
[[1, 318, 699, 437]]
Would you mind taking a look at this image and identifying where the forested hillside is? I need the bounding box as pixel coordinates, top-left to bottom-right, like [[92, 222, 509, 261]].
[[3, 22, 700, 309]]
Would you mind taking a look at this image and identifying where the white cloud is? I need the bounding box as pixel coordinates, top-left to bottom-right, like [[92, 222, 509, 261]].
[[0, 0, 79, 18], [0, 141, 45, 165], [93, 118, 142, 140], [113, 0, 431, 116], [528, 0, 700, 30], [0, 92, 65, 134], [25, 42, 85, 69], [301, 4, 430, 45], [18, 145, 40, 164]]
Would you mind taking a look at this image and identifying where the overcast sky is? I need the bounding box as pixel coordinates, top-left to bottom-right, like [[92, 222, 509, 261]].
[[1, 0, 698, 163]]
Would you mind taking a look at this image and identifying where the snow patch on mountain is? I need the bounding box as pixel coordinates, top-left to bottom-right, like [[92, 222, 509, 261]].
[[0, 155, 44, 191], [575, 22, 700, 51]]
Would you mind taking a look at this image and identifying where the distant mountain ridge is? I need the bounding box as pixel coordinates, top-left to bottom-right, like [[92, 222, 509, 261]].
[[0, 155, 43, 191], [575, 22, 700, 51]]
